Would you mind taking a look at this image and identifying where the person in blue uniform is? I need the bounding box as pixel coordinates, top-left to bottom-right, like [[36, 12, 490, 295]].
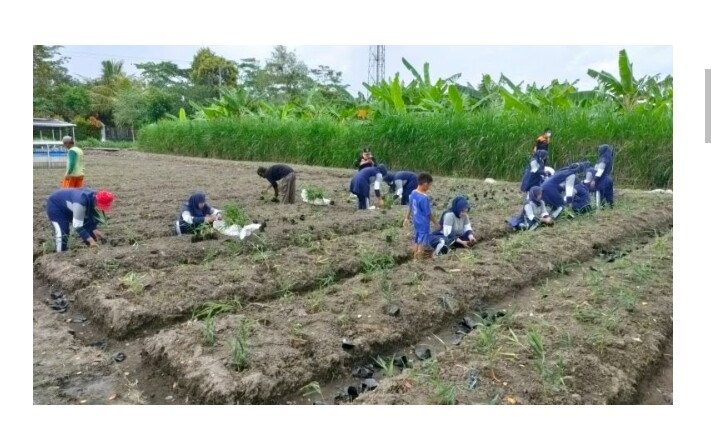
[[584, 144, 614, 208], [520, 149, 548, 193], [507, 186, 554, 231], [174, 192, 222, 235], [429, 196, 477, 255], [541, 162, 588, 219], [46, 187, 115, 252], [349, 165, 388, 210], [383, 171, 418, 205]]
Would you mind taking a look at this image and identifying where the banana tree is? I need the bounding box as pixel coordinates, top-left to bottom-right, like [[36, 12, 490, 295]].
[[587, 49, 644, 111]]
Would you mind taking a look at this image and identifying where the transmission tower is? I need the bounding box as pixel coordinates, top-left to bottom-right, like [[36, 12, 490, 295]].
[[368, 45, 385, 85]]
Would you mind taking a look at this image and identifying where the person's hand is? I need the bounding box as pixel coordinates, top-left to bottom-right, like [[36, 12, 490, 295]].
[[92, 229, 105, 240], [216, 212, 223, 221], [205, 215, 216, 223], [541, 216, 554, 226], [88, 238, 99, 248], [590, 180, 596, 190], [376, 198, 384, 208], [469, 236, 478, 245]]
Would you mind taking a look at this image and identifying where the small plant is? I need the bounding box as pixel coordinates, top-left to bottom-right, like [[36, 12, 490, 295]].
[[202, 247, 220, 264], [120, 272, 146, 294], [359, 249, 396, 273], [584, 270, 604, 287], [300, 381, 324, 401], [373, 355, 396, 377], [382, 194, 395, 210], [405, 272, 424, 285], [291, 322, 308, 339], [250, 244, 273, 263], [432, 382, 457, 405], [230, 319, 254, 371], [559, 332, 575, 348], [354, 287, 370, 302], [528, 326, 545, 363], [472, 322, 501, 357], [305, 186, 325, 201], [627, 261, 653, 284], [306, 291, 325, 314], [293, 233, 316, 248], [192, 300, 242, 320], [317, 270, 337, 289], [222, 203, 251, 226], [191, 223, 218, 242], [202, 316, 216, 346], [615, 289, 639, 312], [380, 277, 394, 305], [384, 227, 398, 244]]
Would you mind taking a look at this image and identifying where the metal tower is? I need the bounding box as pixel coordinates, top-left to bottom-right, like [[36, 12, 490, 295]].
[[368, 45, 385, 85]]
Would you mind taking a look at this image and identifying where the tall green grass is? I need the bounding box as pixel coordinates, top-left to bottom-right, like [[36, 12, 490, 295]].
[[138, 107, 672, 188]]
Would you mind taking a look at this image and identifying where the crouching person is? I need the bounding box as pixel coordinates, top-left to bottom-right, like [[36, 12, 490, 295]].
[[175, 192, 222, 235], [507, 186, 554, 231]]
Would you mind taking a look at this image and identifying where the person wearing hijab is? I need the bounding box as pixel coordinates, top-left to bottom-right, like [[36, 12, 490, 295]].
[[46, 187, 114, 252], [429, 196, 477, 255], [174, 192, 222, 235], [520, 149, 549, 193], [349, 165, 388, 210], [541, 162, 589, 219], [584, 144, 614, 208], [507, 186, 554, 231], [383, 171, 418, 205]]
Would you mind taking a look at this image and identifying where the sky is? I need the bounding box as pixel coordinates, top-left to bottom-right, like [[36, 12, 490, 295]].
[[60, 45, 673, 96]]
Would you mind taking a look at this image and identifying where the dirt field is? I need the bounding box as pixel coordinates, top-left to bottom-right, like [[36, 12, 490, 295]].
[[33, 150, 673, 404]]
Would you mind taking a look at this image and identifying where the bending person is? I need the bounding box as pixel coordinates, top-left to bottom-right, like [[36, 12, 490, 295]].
[[383, 171, 418, 205], [349, 165, 388, 210]]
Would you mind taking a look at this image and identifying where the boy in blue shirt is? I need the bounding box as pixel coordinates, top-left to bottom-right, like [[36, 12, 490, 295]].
[[403, 173, 440, 259]]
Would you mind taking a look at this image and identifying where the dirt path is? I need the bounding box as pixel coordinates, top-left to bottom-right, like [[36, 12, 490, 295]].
[[637, 338, 673, 404]]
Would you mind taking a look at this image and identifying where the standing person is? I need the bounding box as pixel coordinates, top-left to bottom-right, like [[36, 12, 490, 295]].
[[540, 162, 588, 219], [533, 128, 552, 154], [354, 146, 378, 171], [174, 192, 222, 235], [257, 164, 296, 204], [507, 186, 554, 231], [349, 165, 387, 210], [46, 187, 114, 252], [403, 173, 440, 259], [584, 144, 614, 208], [383, 171, 418, 205], [520, 149, 548, 193], [429, 196, 477, 256], [61, 136, 85, 188]]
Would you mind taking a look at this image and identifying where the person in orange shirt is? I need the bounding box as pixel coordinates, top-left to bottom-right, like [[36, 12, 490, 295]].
[[533, 128, 552, 154], [61, 136, 85, 188]]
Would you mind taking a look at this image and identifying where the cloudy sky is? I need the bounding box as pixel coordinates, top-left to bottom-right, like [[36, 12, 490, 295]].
[[61, 45, 672, 96]]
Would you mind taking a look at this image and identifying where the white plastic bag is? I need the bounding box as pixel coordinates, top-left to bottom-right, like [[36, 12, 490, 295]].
[[301, 189, 332, 206], [212, 220, 262, 240]]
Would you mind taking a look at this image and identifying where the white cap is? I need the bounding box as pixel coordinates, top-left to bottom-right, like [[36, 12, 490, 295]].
[[62, 135, 74, 143]]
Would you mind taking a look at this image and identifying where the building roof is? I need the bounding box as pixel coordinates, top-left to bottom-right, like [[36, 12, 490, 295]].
[[33, 118, 76, 128]]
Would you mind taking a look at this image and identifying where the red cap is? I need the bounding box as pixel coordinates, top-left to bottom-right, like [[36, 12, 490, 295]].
[[96, 190, 114, 211]]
